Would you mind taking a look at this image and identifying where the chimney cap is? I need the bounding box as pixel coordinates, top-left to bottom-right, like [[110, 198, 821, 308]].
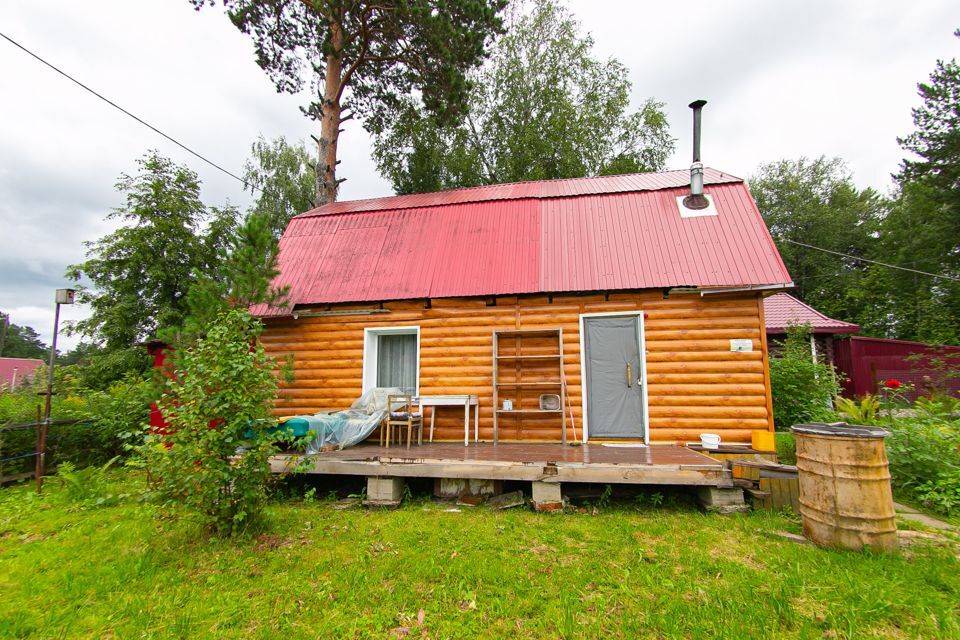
[[688, 99, 707, 110]]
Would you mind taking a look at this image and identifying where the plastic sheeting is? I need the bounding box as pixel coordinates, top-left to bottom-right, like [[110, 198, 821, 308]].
[[301, 387, 404, 453]]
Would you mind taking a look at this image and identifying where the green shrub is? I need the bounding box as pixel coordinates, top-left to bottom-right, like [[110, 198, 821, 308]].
[[142, 309, 284, 536], [835, 395, 880, 425], [884, 416, 960, 513], [0, 370, 153, 477], [54, 457, 126, 508], [83, 375, 154, 459], [775, 432, 796, 465], [768, 324, 841, 430], [915, 469, 960, 516]]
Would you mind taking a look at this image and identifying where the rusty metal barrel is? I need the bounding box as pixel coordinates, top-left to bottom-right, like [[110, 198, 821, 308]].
[[791, 423, 898, 552]]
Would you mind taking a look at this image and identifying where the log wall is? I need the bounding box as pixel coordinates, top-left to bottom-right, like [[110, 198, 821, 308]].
[[260, 291, 775, 444]]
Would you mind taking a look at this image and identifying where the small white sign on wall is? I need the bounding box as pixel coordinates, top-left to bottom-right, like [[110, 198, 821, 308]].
[[730, 339, 753, 352]]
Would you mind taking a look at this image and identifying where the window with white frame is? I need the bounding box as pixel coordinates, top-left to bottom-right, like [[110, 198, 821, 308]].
[[362, 327, 420, 394]]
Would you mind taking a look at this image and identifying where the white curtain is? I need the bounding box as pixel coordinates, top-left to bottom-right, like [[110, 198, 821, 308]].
[[377, 333, 417, 393]]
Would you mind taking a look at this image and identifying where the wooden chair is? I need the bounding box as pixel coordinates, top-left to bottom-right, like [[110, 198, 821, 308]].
[[381, 395, 423, 449]]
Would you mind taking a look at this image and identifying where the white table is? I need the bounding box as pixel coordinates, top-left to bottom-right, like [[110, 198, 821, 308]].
[[416, 395, 479, 446]]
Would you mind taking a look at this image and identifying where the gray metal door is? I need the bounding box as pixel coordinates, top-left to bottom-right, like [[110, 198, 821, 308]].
[[584, 316, 645, 439]]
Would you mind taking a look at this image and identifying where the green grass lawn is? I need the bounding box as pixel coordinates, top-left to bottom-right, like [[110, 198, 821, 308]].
[[1, 472, 958, 639]]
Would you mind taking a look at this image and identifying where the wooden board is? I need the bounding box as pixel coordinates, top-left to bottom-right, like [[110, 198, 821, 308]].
[[270, 443, 732, 487]]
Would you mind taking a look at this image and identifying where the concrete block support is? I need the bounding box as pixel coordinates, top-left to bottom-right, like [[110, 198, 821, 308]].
[[434, 478, 503, 499], [366, 476, 404, 507], [531, 481, 563, 512], [698, 487, 749, 514]]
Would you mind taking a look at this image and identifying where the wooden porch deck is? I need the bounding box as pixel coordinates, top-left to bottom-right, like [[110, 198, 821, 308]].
[[271, 443, 733, 487]]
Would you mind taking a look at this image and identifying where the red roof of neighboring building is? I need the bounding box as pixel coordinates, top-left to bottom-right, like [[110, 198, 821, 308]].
[[256, 168, 793, 316], [764, 293, 860, 334], [0, 357, 44, 388]]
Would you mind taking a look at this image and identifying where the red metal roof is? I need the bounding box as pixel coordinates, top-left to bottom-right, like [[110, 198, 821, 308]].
[[764, 293, 859, 334], [256, 168, 792, 316], [296, 168, 741, 217], [0, 357, 44, 388]]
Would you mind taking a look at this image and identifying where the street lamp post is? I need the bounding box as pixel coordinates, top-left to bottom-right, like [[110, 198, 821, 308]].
[[37, 288, 75, 493]]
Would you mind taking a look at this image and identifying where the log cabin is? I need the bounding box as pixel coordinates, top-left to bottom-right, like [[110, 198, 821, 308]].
[[255, 166, 793, 454]]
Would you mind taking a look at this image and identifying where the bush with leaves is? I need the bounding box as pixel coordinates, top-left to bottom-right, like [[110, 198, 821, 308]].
[[0, 367, 153, 477], [881, 400, 960, 516], [83, 374, 155, 459], [142, 309, 284, 536], [768, 324, 841, 430]]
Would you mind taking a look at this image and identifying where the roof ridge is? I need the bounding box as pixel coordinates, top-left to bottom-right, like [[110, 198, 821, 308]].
[[295, 167, 743, 219]]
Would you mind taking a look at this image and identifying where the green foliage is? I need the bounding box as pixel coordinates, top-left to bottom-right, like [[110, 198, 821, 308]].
[[775, 432, 797, 465], [750, 157, 886, 327], [915, 468, 960, 516], [0, 368, 153, 477], [768, 324, 841, 430], [915, 394, 960, 419], [884, 415, 960, 514], [54, 457, 125, 508], [898, 29, 960, 226], [182, 210, 290, 336], [0, 313, 47, 359], [82, 374, 155, 457], [142, 309, 283, 536], [242, 136, 316, 238], [195, 0, 507, 203], [62, 345, 151, 391], [835, 395, 880, 425], [371, 0, 674, 194], [862, 181, 960, 342], [852, 389, 960, 516], [66, 151, 239, 350]]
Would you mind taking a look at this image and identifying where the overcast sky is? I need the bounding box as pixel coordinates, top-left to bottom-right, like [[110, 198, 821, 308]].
[[1, 1, 957, 351]]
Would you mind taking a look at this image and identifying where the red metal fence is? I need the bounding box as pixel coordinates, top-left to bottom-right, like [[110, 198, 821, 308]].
[[834, 337, 960, 401]]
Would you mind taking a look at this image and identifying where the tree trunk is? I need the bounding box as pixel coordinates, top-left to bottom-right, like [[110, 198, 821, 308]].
[[316, 20, 343, 207]]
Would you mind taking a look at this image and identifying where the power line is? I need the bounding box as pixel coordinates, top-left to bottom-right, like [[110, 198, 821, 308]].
[[784, 239, 960, 283], [0, 30, 255, 192], [4, 29, 958, 285]]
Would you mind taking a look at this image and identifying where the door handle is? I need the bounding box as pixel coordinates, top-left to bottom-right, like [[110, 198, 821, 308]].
[[626, 363, 632, 387]]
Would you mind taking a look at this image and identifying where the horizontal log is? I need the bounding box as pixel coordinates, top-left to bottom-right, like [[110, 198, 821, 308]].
[[645, 360, 764, 374], [644, 328, 761, 341], [646, 339, 758, 352], [642, 306, 759, 320], [648, 406, 768, 419], [645, 317, 760, 330], [650, 395, 768, 407], [272, 349, 365, 360], [646, 351, 763, 362], [648, 417, 769, 429], [647, 384, 767, 395], [647, 373, 765, 385], [292, 358, 364, 369]]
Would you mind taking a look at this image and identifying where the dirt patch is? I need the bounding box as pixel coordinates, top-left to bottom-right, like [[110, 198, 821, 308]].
[[254, 534, 293, 552]]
